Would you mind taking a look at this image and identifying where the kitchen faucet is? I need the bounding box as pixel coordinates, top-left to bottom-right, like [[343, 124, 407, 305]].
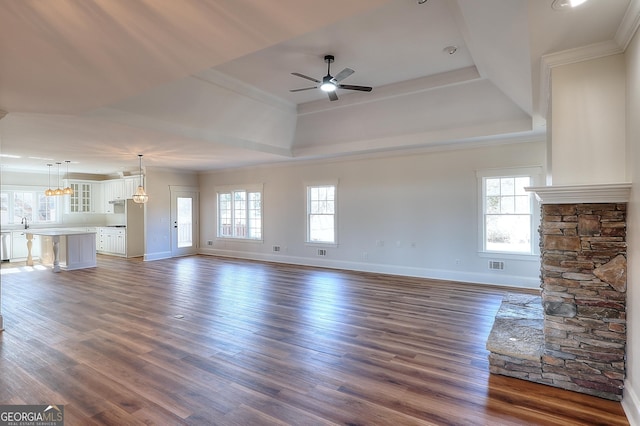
[[21, 216, 29, 229]]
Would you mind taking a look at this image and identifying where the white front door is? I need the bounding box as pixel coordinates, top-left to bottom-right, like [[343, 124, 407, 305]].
[[171, 190, 199, 257]]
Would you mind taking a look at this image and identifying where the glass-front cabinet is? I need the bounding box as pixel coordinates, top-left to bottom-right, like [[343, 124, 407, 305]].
[[69, 182, 90, 213], [67, 180, 102, 214]]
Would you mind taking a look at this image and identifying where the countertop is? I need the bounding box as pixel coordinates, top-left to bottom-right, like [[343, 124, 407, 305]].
[[27, 229, 97, 236]]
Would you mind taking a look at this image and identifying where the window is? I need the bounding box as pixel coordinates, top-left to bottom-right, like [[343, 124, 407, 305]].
[[217, 185, 262, 240], [477, 168, 541, 255], [307, 184, 336, 244], [1, 189, 60, 226]]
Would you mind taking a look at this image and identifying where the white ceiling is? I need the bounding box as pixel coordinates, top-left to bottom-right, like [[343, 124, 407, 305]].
[[0, 0, 636, 176]]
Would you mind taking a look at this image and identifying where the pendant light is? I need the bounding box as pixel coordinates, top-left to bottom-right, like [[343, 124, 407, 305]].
[[53, 162, 63, 196], [44, 164, 54, 196], [63, 160, 74, 195], [132, 154, 148, 204]]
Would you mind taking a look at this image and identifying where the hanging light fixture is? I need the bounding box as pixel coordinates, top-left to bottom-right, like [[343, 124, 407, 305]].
[[45, 164, 54, 196], [132, 154, 149, 204], [63, 160, 74, 195], [53, 162, 63, 196]]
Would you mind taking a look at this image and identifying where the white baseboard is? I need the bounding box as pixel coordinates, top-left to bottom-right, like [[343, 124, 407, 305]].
[[198, 248, 540, 289], [143, 251, 172, 261], [624, 380, 640, 426]]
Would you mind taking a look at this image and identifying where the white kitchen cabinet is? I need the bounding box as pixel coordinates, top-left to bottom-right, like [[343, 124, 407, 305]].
[[103, 179, 127, 213], [97, 227, 126, 256], [114, 230, 126, 254], [124, 176, 140, 200], [67, 180, 102, 213], [98, 227, 109, 252], [92, 184, 104, 213], [110, 179, 126, 200], [103, 186, 113, 213]]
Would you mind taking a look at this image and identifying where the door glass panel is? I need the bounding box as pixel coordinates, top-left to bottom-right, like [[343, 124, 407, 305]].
[[177, 197, 192, 248]]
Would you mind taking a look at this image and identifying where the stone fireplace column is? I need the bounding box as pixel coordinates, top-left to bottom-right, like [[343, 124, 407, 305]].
[[529, 183, 631, 401]]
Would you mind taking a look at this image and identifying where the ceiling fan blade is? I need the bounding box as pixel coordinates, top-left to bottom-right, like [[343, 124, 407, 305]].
[[290, 87, 317, 92], [292, 72, 320, 83], [338, 84, 373, 92], [331, 68, 354, 83], [328, 91, 338, 101]]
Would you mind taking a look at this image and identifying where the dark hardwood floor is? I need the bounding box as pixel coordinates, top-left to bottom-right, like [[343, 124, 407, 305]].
[[0, 255, 629, 425]]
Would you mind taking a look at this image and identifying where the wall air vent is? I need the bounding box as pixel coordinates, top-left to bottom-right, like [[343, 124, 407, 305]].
[[317, 249, 327, 256], [272, 245, 281, 252], [489, 261, 505, 270]]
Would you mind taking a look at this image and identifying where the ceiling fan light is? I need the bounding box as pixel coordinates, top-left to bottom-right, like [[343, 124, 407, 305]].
[[320, 75, 336, 92], [320, 82, 336, 92]]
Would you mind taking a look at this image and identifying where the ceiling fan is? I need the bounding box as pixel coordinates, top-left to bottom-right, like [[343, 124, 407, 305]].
[[290, 55, 373, 101]]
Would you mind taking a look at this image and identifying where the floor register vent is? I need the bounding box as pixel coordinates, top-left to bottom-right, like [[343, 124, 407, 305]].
[[317, 249, 327, 256], [273, 245, 281, 252], [488, 260, 505, 270]]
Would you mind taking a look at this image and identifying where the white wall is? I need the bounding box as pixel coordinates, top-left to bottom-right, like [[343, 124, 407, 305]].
[[624, 26, 640, 425], [144, 167, 199, 260], [551, 54, 627, 185], [199, 140, 545, 288]]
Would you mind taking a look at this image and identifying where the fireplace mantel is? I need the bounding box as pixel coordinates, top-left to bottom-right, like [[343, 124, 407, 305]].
[[526, 183, 631, 204]]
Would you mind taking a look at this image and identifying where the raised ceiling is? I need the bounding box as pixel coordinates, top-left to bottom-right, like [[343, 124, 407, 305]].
[[0, 0, 636, 175]]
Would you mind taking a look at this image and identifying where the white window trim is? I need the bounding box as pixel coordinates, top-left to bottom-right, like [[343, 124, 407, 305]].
[[305, 180, 338, 247], [215, 183, 264, 242], [476, 166, 543, 258], [1, 185, 62, 226]]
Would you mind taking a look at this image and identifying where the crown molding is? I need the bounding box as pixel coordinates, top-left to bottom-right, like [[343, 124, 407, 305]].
[[538, 40, 624, 121], [541, 39, 624, 70], [616, 0, 640, 50], [537, 0, 640, 121], [526, 183, 631, 204], [193, 69, 296, 114]]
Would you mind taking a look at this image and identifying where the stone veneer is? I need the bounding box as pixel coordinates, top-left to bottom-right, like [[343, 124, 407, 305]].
[[488, 199, 628, 401], [539, 202, 626, 400]]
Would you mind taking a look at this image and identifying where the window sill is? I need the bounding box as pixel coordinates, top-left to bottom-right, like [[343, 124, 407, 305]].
[[478, 251, 539, 261], [216, 237, 263, 243], [305, 242, 338, 248]]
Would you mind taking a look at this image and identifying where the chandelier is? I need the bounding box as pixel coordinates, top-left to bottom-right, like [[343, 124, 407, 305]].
[[132, 154, 149, 204]]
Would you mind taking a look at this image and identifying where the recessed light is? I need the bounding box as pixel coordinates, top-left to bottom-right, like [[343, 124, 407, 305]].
[[552, 0, 589, 11], [443, 45, 458, 55]]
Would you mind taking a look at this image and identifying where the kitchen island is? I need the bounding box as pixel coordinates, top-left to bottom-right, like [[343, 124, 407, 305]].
[[26, 230, 96, 272]]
